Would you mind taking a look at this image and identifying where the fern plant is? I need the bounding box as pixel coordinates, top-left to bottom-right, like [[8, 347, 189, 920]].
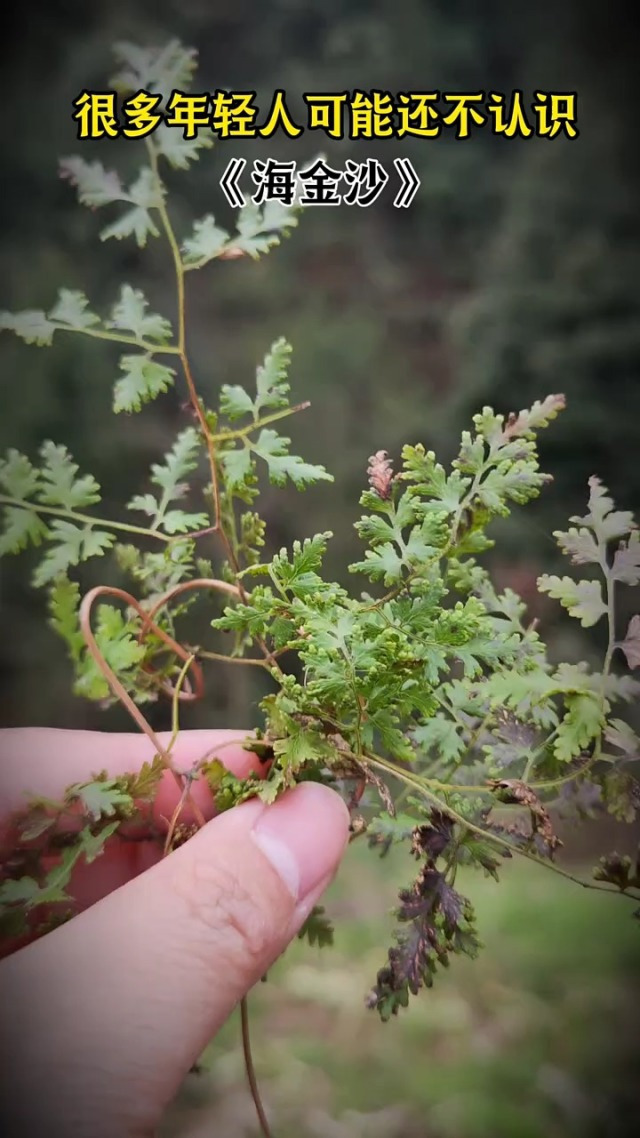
[[1, 40, 639, 1136]]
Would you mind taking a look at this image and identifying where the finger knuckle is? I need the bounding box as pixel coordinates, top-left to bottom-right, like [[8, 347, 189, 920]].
[[172, 850, 278, 970]]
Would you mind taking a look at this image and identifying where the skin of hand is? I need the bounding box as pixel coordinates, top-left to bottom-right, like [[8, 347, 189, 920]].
[[0, 728, 350, 1137]]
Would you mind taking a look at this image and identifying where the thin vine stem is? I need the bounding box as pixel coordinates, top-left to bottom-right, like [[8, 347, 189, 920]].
[[181, 245, 238, 272], [210, 401, 311, 445], [146, 138, 246, 580], [160, 653, 208, 850], [168, 654, 197, 752], [51, 325, 182, 354], [601, 563, 617, 692], [137, 576, 239, 699], [78, 585, 207, 828], [193, 648, 273, 668], [79, 585, 196, 763], [240, 996, 273, 1138], [363, 749, 640, 902], [142, 137, 303, 691]]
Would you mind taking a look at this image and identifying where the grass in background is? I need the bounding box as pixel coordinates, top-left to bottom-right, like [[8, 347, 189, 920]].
[[162, 842, 640, 1138]]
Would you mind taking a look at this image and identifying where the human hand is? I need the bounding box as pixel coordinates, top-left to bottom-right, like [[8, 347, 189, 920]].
[[0, 728, 350, 1137]]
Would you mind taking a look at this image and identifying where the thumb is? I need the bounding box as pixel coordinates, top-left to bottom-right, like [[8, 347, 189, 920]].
[[0, 781, 350, 1138]]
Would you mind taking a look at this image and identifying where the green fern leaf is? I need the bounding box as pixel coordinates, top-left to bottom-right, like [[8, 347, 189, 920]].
[[60, 159, 162, 247], [113, 354, 176, 413], [48, 289, 100, 330], [59, 157, 125, 207], [182, 216, 230, 266], [538, 574, 607, 628], [0, 507, 48, 555], [99, 168, 162, 247], [253, 428, 332, 488], [571, 477, 635, 545], [49, 576, 84, 663], [109, 39, 197, 98], [0, 450, 41, 498], [232, 201, 299, 259], [38, 441, 101, 509], [153, 125, 213, 170], [33, 521, 114, 587], [108, 285, 172, 343], [73, 604, 146, 701], [126, 427, 207, 532], [0, 310, 56, 346], [255, 338, 292, 417]]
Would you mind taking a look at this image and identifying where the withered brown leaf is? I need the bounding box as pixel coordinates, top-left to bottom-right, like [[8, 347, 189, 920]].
[[488, 778, 562, 855]]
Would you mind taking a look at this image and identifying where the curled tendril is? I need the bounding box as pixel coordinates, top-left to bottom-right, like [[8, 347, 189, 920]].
[[79, 578, 240, 741], [135, 577, 241, 702], [79, 578, 246, 839], [78, 575, 243, 835]]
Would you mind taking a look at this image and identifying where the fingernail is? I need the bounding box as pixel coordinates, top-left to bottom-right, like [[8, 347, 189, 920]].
[[250, 781, 350, 902]]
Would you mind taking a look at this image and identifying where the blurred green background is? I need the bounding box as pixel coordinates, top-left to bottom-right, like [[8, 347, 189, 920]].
[[1, 1, 639, 1135], [162, 852, 640, 1138]]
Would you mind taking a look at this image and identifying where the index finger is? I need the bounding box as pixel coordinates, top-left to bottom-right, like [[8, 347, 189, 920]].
[[0, 727, 260, 828]]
